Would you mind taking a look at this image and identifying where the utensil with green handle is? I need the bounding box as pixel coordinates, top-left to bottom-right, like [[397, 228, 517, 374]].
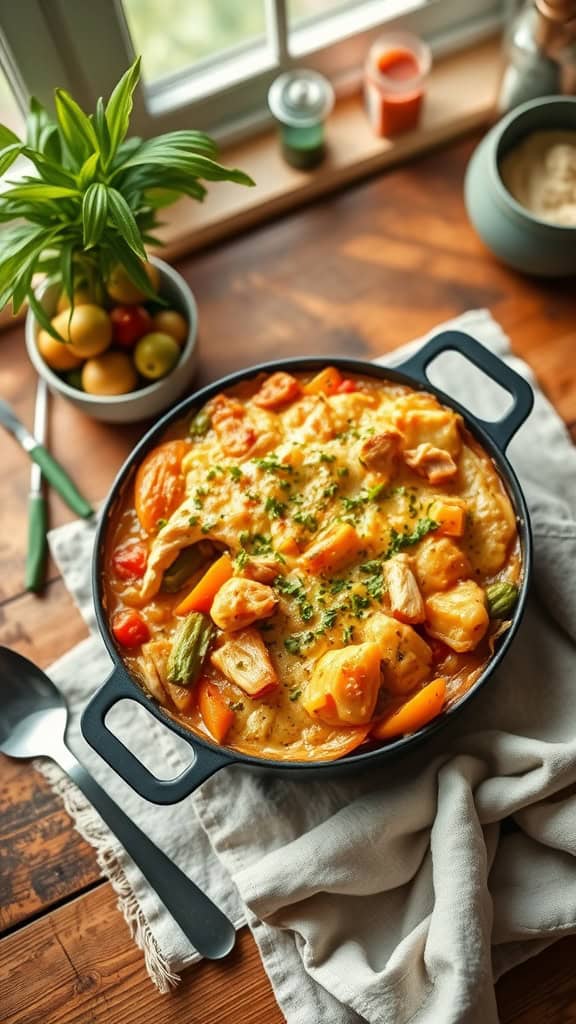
[[0, 392, 93, 522], [25, 379, 49, 592]]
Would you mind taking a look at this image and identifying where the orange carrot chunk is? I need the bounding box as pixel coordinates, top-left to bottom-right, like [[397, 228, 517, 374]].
[[198, 679, 235, 743], [303, 366, 342, 396], [429, 499, 466, 538], [371, 678, 447, 741], [174, 553, 233, 616]]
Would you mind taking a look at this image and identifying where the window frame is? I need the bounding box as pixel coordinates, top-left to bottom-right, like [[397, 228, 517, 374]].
[[0, 0, 507, 144]]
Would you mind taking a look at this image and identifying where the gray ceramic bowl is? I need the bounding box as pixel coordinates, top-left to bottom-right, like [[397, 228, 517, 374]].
[[464, 96, 576, 276], [26, 256, 198, 424]]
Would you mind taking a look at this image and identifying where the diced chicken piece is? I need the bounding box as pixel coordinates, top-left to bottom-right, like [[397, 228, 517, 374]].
[[364, 612, 432, 694], [396, 406, 461, 457], [404, 443, 458, 484], [359, 428, 403, 484], [302, 642, 382, 726], [292, 396, 334, 443], [458, 446, 517, 575], [210, 628, 278, 696], [301, 522, 363, 575], [238, 556, 280, 584], [424, 579, 489, 653], [413, 537, 472, 595], [209, 394, 256, 457], [139, 639, 170, 705], [210, 578, 277, 631], [383, 555, 425, 624], [252, 372, 301, 409]]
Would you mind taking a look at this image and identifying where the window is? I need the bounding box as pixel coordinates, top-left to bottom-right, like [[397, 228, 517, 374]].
[[0, 0, 505, 144]]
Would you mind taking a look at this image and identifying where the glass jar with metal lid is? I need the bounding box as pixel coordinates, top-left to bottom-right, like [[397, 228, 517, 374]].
[[268, 69, 335, 169]]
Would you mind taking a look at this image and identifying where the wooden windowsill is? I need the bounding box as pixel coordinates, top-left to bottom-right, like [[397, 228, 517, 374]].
[[0, 36, 502, 332], [156, 35, 502, 261]]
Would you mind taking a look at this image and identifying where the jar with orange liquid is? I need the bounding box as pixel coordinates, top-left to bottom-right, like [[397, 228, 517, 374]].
[[364, 31, 431, 138]]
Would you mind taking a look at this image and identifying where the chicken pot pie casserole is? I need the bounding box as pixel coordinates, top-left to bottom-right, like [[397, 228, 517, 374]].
[[103, 366, 522, 762]]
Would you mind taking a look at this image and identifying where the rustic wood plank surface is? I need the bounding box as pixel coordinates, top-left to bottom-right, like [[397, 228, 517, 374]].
[[1, 135, 575, 1022]]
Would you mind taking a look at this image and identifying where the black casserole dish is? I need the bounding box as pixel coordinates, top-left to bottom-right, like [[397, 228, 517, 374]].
[[82, 330, 533, 803]]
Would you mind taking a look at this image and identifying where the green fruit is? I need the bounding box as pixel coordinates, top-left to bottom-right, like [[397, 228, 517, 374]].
[[66, 369, 84, 390], [134, 332, 180, 380]]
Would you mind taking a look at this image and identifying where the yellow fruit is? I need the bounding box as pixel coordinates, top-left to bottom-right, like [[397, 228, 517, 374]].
[[134, 332, 180, 380], [106, 261, 160, 304], [51, 305, 112, 358], [37, 329, 84, 372], [81, 351, 138, 395], [151, 309, 188, 346], [56, 288, 95, 313]]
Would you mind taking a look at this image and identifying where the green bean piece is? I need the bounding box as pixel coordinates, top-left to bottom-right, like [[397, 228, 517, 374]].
[[167, 612, 216, 687], [162, 542, 214, 593], [189, 408, 211, 437], [485, 581, 519, 618]]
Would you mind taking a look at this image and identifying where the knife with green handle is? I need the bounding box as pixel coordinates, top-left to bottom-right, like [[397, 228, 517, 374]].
[[25, 379, 49, 592], [0, 393, 94, 522]]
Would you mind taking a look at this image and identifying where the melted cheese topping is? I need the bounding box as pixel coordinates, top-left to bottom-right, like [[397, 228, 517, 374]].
[[103, 369, 521, 762]]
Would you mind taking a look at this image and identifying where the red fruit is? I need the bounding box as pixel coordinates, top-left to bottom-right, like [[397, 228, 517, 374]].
[[112, 609, 150, 648], [112, 542, 148, 580], [110, 305, 152, 348]]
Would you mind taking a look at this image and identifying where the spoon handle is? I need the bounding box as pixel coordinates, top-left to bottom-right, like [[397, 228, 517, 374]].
[[55, 743, 236, 960]]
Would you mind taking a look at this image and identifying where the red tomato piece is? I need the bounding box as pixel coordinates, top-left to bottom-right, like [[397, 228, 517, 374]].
[[112, 610, 150, 648], [336, 379, 357, 394], [110, 305, 152, 348], [112, 542, 148, 581]]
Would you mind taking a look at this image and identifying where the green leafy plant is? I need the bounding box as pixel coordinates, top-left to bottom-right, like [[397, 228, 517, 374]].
[[0, 57, 253, 338]]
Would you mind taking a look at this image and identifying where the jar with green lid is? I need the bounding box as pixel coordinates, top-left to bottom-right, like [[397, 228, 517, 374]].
[[268, 69, 335, 170]]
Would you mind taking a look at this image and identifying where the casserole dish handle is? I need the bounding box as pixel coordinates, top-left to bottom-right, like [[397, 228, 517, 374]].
[[395, 330, 534, 448], [81, 665, 233, 804]]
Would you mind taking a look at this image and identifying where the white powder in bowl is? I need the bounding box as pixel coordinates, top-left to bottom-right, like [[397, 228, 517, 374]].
[[499, 130, 576, 226]]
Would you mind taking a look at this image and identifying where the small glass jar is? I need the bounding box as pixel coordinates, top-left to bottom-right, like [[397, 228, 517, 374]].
[[268, 69, 335, 170], [364, 31, 431, 138]]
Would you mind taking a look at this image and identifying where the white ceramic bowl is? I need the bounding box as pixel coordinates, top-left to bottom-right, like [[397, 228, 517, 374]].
[[25, 256, 198, 423]]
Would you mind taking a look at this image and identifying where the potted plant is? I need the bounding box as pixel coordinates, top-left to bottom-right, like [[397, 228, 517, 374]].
[[0, 57, 254, 422]]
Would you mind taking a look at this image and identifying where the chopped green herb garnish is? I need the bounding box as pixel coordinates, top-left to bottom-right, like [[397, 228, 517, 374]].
[[350, 593, 371, 617], [156, 517, 167, 530], [328, 577, 350, 594], [360, 560, 382, 574], [253, 454, 293, 474], [293, 511, 318, 531], [228, 465, 243, 481], [342, 624, 354, 644], [234, 549, 248, 571], [265, 496, 287, 519], [201, 519, 218, 534], [322, 482, 339, 498], [318, 608, 338, 631], [318, 452, 336, 464], [337, 467, 349, 478], [288, 689, 302, 702], [284, 631, 316, 655], [188, 516, 199, 527], [384, 517, 438, 559]]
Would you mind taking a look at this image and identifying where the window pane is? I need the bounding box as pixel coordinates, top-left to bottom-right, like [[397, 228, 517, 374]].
[[0, 62, 24, 137], [122, 0, 267, 84], [288, 0, 364, 25]]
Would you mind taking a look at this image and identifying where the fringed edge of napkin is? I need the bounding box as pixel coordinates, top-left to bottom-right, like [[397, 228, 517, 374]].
[[34, 757, 179, 994]]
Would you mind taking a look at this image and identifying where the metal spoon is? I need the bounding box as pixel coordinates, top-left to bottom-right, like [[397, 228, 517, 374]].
[[0, 646, 236, 960]]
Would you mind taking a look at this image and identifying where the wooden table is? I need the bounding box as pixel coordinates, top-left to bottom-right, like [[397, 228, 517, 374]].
[[1, 135, 575, 1024]]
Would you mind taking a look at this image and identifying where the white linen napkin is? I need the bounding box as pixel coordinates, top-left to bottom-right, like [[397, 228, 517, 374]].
[[44, 309, 576, 1022]]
